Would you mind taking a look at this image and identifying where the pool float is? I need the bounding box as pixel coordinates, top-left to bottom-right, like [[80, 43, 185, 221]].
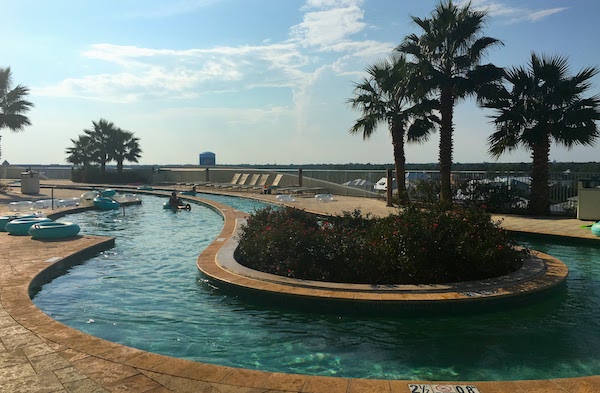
[[8, 201, 35, 212], [58, 197, 81, 207], [112, 193, 140, 203], [592, 222, 600, 237], [275, 195, 296, 202], [315, 193, 334, 202], [163, 202, 191, 211], [81, 191, 100, 200], [5, 217, 52, 236], [28, 221, 81, 240], [35, 199, 62, 209], [100, 189, 117, 197], [93, 197, 120, 210], [0, 213, 43, 231]]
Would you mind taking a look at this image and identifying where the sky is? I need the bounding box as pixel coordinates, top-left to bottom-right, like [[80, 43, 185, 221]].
[[1, 0, 599, 166]]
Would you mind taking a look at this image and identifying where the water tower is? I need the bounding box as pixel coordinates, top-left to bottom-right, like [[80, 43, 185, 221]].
[[199, 151, 216, 166]]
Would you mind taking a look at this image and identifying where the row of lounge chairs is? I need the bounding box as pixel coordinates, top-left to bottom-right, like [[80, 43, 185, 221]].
[[196, 173, 326, 195]]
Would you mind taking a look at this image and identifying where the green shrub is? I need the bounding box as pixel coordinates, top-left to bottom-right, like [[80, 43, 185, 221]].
[[235, 205, 526, 285]]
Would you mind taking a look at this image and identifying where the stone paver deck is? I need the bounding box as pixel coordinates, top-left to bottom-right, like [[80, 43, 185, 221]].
[[0, 182, 599, 392]]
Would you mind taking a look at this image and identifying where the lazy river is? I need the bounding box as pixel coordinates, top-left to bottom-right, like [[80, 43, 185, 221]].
[[32, 194, 600, 381]]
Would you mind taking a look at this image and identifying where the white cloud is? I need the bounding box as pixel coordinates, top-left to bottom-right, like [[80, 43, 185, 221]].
[[31, 0, 388, 106], [290, 2, 366, 48], [464, 0, 568, 23]]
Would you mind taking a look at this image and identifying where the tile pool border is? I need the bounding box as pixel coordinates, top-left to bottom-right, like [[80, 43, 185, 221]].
[[1, 188, 598, 392]]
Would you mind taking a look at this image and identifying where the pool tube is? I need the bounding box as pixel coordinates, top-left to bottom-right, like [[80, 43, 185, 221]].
[[35, 199, 62, 209], [592, 222, 600, 237], [0, 212, 46, 232], [58, 197, 81, 207], [100, 189, 117, 197], [8, 201, 35, 212], [314, 193, 334, 202], [28, 221, 81, 240], [112, 193, 140, 203], [5, 217, 53, 236], [275, 195, 296, 202], [93, 197, 120, 210], [163, 202, 191, 211], [81, 191, 100, 200]]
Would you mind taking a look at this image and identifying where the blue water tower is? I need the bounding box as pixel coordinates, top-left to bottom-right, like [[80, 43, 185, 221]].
[[199, 151, 216, 166]]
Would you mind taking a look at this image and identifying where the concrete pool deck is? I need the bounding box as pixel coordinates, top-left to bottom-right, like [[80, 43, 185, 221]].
[[1, 182, 599, 392]]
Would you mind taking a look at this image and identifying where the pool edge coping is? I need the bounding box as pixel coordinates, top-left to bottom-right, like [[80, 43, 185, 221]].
[[2, 188, 598, 393]]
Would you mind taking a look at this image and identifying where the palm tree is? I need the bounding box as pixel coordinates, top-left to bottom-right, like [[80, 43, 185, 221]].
[[110, 128, 142, 175], [348, 53, 437, 203], [84, 119, 118, 174], [396, 0, 504, 203], [66, 135, 96, 182], [483, 53, 600, 215], [0, 67, 33, 160]]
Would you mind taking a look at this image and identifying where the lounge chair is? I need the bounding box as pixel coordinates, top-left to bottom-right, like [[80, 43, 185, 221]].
[[234, 174, 261, 191], [231, 174, 259, 191], [206, 173, 241, 188], [248, 174, 271, 192], [260, 173, 283, 194], [218, 173, 248, 189]]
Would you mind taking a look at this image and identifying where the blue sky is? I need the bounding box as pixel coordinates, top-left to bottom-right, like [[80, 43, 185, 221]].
[[1, 0, 599, 166]]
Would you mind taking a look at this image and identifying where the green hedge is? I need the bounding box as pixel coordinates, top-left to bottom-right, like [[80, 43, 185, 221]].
[[235, 205, 526, 285]]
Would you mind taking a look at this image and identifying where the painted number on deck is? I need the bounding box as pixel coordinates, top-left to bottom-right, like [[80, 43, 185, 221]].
[[408, 384, 480, 393]]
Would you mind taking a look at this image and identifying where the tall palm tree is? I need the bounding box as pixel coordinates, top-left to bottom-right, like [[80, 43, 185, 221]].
[[0, 67, 33, 160], [348, 53, 437, 203], [66, 135, 96, 182], [483, 53, 600, 215], [84, 119, 118, 174], [396, 0, 504, 203], [110, 128, 142, 175]]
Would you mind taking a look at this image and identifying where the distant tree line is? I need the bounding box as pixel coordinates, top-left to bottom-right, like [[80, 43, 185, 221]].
[[230, 162, 600, 173], [66, 119, 143, 183]]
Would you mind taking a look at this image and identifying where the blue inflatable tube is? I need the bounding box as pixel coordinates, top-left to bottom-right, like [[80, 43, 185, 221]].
[[6, 217, 53, 236], [93, 197, 120, 210], [28, 221, 81, 240], [163, 202, 191, 211]]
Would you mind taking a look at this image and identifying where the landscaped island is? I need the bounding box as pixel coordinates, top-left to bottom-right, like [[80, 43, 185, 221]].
[[236, 205, 526, 285]]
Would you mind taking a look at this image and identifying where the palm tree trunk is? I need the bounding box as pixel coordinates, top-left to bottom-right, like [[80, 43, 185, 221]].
[[391, 123, 408, 204], [529, 136, 551, 215], [439, 88, 454, 203]]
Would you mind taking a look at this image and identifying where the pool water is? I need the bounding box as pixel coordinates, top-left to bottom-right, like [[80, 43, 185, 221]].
[[32, 195, 600, 381]]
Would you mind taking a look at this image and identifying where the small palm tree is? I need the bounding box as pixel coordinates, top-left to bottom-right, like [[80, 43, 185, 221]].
[[348, 53, 437, 203], [483, 53, 600, 215], [110, 128, 142, 175], [397, 0, 504, 203], [0, 67, 33, 159], [66, 135, 96, 182], [84, 119, 118, 174]]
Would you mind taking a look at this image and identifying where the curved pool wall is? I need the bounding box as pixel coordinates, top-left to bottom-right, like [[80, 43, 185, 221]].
[[27, 191, 600, 379]]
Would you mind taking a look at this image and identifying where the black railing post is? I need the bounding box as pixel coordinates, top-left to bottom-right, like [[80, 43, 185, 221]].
[[386, 168, 393, 207]]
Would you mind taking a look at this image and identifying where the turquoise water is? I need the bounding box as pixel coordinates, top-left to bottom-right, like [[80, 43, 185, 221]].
[[32, 195, 600, 381]]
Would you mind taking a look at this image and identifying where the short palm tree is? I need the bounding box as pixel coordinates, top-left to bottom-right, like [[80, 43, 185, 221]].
[[110, 128, 142, 175], [397, 0, 504, 203], [66, 135, 96, 182], [348, 53, 437, 203], [84, 119, 118, 174], [483, 53, 600, 215], [0, 67, 33, 159]]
